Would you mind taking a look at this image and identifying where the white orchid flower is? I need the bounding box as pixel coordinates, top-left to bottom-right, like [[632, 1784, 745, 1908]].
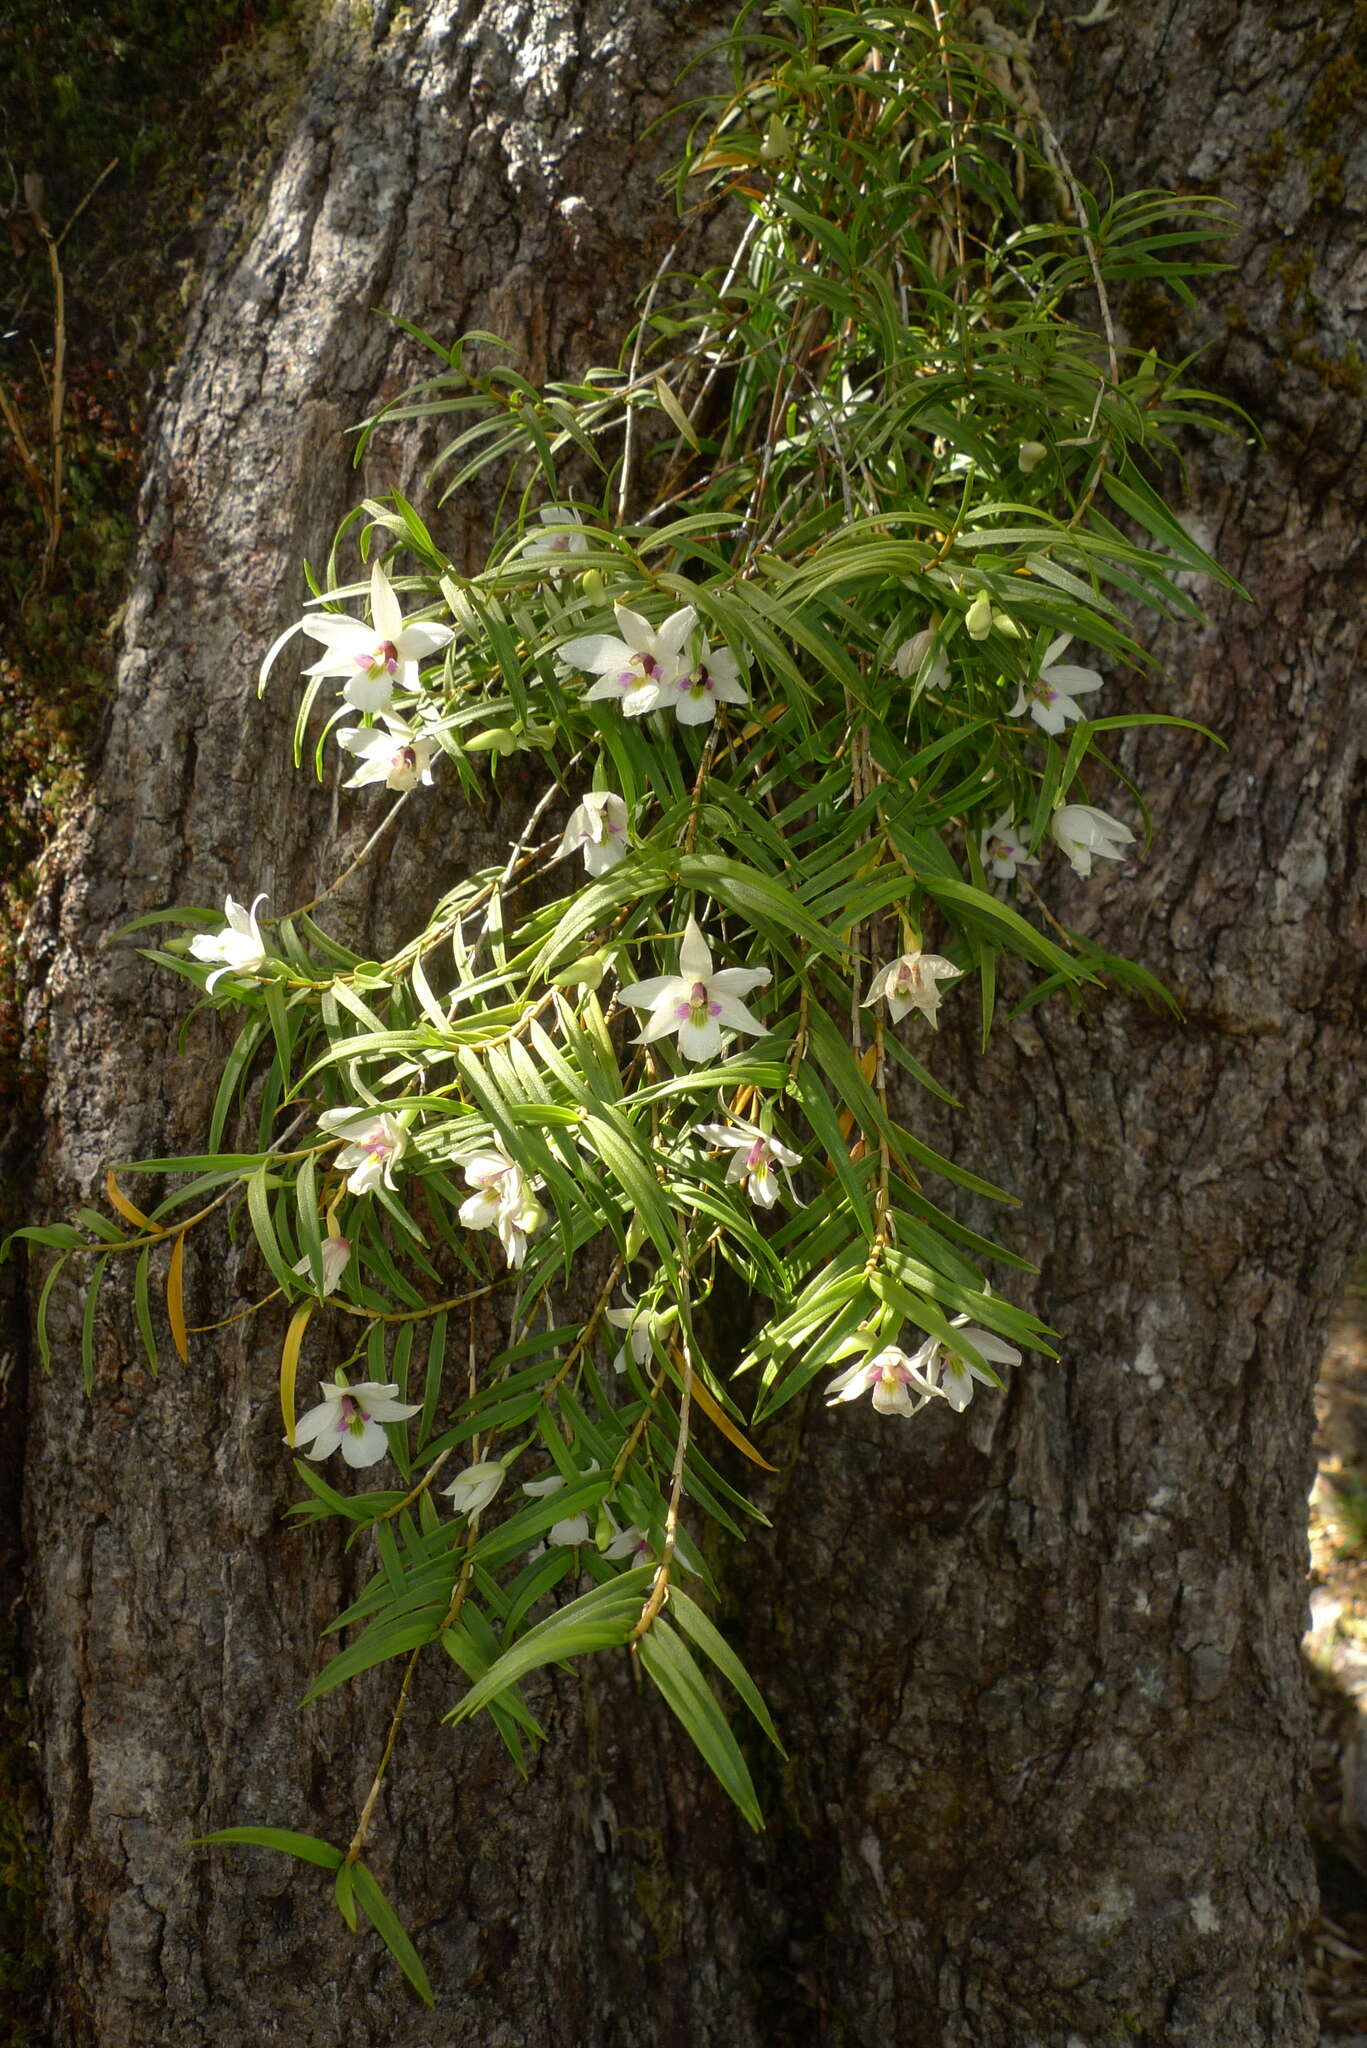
[[519, 1477, 588, 1547], [695, 1117, 801, 1209], [602, 1516, 651, 1563], [557, 790, 629, 876], [604, 1303, 652, 1375], [520, 504, 592, 567], [660, 636, 749, 726], [189, 893, 269, 992], [603, 1296, 680, 1375], [825, 1345, 941, 1419], [978, 813, 1039, 882], [519, 1476, 618, 1555], [454, 1144, 545, 1269], [317, 1106, 408, 1196], [618, 914, 770, 1063], [301, 559, 455, 713], [862, 949, 961, 1028], [911, 1318, 1021, 1411], [291, 1233, 351, 1297], [1050, 803, 1135, 877], [559, 603, 696, 716], [893, 627, 950, 693], [337, 713, 437, 791], [288, 1377, 421, 1468], [1009, 634, 1104, 734], [442, 1460, 505, 1519]]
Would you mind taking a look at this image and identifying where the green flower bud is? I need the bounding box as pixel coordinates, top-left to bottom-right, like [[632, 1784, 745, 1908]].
[[552, 951, 610, 991], [466, 727, 518, 755], [760, 114, 795, 161]]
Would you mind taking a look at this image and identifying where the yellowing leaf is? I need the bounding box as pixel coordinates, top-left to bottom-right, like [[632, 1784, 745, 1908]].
[[279, 1301, 314, 1446], [105, 1170, 153, 1230], [166, 1232, 189, 1364], [688, 1373, 778, 1473], [691, 149, 752, 173]]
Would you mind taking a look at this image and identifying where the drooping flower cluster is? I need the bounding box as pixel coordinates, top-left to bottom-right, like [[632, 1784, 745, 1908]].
[[883, 626, 1139, 892]]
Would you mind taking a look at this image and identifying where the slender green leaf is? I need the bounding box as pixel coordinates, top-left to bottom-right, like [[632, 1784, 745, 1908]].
[[636, 1618, 763, 1829], [350, 1862, 435, 2006], [195, 1826, 343, 1871]]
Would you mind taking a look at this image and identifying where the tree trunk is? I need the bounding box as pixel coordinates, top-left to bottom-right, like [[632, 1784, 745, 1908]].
[[14, 2, 1364, 2044]]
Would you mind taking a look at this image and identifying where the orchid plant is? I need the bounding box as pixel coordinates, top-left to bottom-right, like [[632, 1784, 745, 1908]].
[[8, 0, 1238, 2002]]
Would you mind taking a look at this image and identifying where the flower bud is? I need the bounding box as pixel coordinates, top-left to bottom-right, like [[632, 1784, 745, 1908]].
[[552, 951, 610, 991], [1017, 441, 1047, 475], [760, 114, 795, 161], [466, 727, 518, 755], [965, 591, 993, 640]]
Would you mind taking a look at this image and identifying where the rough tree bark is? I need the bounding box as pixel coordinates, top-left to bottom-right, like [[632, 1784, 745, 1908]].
[[12, 2, 1365, 2044]]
